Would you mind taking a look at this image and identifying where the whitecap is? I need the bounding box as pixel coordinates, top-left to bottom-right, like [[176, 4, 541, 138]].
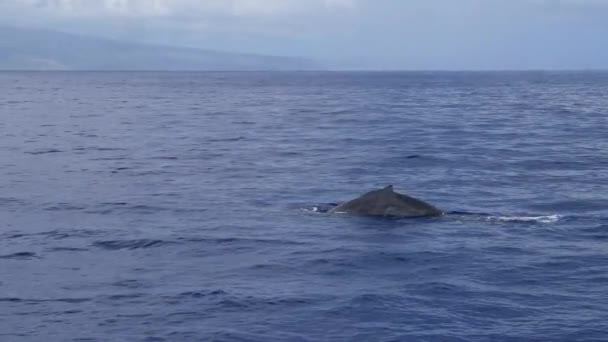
[[301, 207, 324, 214], [300, 204, 336, 214], [487, 214, 561, 224]]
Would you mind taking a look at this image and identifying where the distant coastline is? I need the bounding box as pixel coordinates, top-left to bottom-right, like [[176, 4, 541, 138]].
[[0, 26, 320, 71]]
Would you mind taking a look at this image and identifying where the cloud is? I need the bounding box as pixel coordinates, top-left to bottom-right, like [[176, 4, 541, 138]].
[[3, 0, 356, 17]]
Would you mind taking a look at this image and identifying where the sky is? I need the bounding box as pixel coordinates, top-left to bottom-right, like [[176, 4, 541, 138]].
[[1, 0, 608, 69]]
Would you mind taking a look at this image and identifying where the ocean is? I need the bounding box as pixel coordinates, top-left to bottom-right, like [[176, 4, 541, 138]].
[[1, 71, 607, 341]]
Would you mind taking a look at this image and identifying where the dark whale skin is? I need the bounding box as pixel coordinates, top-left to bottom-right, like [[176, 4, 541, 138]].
[[330, 185, 444, 218]]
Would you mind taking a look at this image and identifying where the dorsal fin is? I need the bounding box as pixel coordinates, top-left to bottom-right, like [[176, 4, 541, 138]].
[[382, 185, 394, 192]]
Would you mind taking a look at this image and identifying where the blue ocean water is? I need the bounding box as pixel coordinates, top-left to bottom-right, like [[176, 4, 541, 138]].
[[1, 71, 607, 341]]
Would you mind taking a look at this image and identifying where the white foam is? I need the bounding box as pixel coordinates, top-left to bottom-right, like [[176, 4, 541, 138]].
[[301, 207, 324, 214], [487, 214, 561, 224]]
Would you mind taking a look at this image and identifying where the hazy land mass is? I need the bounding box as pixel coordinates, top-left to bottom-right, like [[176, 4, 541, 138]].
[[0, 26, 319, 71]]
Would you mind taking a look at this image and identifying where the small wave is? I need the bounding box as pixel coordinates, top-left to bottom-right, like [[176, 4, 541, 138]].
[[100, 201, 129, 206], [207, 136, 245, 142], [112, 279, 150, 289], [46, 247, 89, 252], [90, 157, 128, 161], [103, 293, 145, 301], [0, 197, 27, 206], [0, 297, 22, 302], [0, 297, 90, 304], [43, 203, 88, 211], [92, 239, 171, 250], [487, 214, 561, 224], [179, 236, 306, 246], [179, 290, 228, 298], [72, 146, 127, 152], [4, 229, 103, 241], [147, 156, 179, 160], [25, 148, 63, 155], [0, 252, 39, 260]]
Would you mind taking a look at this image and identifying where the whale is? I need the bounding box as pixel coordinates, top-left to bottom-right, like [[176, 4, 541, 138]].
[[329, 185, 444, 218]]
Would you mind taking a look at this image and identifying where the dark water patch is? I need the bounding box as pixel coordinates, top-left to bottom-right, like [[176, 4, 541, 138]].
[[178, 290, 228, 299], [43, 203, 88, 211], [0, 297, 91, 304], [102, 293, 145, 301], [3, 229, 104, 241], [92, 239, 172, 250], [46, 247, 89, 252], [248, 263, 291, 271], [380, 154, 451, 167], [24, 148, 63, 155], [231, 120, 256, 125], [100, 201, 129, 206], [85, 203, 158, 214], [60, 309, 84, 315], [322, 108, 352, 115], [83, 202, 130, 214], [90, 156, 129, 161], [0, 297, 23, 302], [178, 236, 308, 248], [0, 252, 39, 259], [133, 169, 172, 176], [147, 156, 179, 160], [0, 197, 27, 206], [73, 132, 99, 138], [277, 151, 301, 157], [72, 146, 128, 152], [207, 136, 245, 142], [112, 279, 152, 289]]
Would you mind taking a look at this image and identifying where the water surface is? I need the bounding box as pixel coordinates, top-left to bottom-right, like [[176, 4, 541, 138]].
[[1, 71, 607, 341]]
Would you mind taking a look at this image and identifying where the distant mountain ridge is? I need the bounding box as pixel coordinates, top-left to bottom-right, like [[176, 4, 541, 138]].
[[0, 26, 320, 71]]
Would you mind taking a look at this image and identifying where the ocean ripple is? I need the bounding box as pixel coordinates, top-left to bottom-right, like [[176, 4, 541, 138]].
[[2, 71, 608, 341]]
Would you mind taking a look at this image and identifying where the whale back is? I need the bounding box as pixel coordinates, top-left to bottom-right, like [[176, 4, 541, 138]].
[[330, 185, 443, 218]]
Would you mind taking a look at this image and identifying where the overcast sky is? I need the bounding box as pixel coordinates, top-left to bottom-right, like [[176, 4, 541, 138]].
[[2, 0, 608, 69]]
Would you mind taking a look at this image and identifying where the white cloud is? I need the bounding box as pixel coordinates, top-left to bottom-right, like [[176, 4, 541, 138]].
[[4, 0, 356, 17]]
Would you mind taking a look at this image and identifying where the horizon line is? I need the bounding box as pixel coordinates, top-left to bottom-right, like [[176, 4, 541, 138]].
[[1, 69, 608, 73]]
